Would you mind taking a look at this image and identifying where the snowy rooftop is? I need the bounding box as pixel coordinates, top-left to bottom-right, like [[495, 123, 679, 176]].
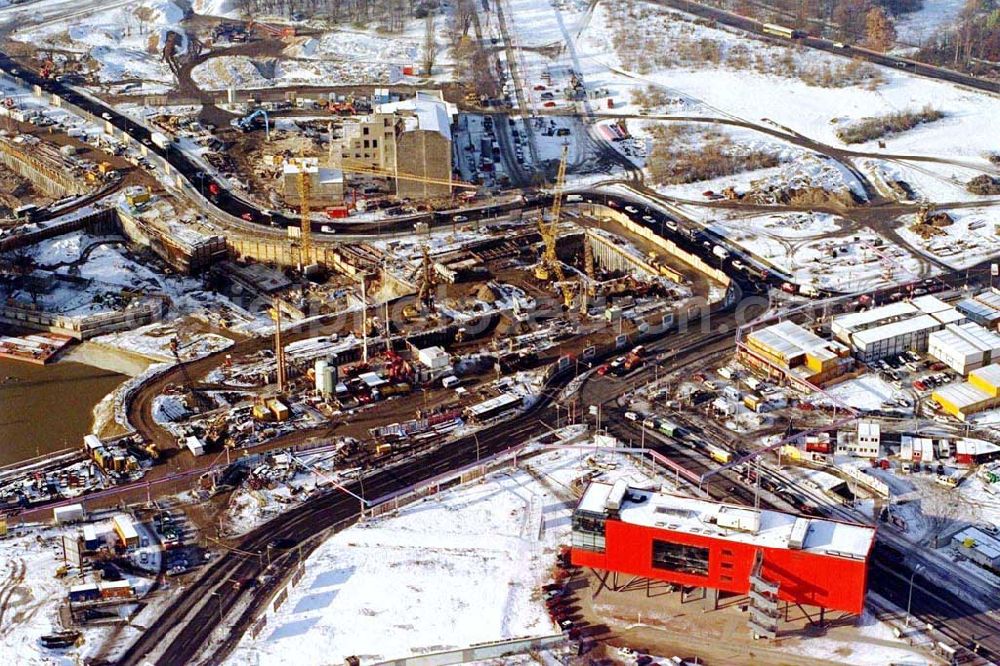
[[833, 302, 918, 335], [934, 382, 992, 408], [971, 363, 1000, 390], [911, 294, 952, 315], [376, 93, 453, 141], [852, 314, 940, 347], [932, 324, 1000, 356], [576, 482, 875, 559]]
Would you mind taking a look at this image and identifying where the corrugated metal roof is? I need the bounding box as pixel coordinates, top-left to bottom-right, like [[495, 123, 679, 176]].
[[971, 363, 1000, 389], [833, 302, 918, 334], [952, 323, 1000, 353], [852, 314, 940, 346], [957, 298, 1000, 321], [934, 382, 992, 408]]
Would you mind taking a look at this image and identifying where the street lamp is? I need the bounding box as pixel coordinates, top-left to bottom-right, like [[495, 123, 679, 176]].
[[210, 590, 225, 626], [905, 564, 924, 628]]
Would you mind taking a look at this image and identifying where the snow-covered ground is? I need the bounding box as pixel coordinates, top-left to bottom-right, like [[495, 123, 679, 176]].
[[11, 1, 185, 92], [897, 206, 1000, 270], [813, 374, 912, 414], [225, 442, 674, 664], [92, 321, 234, 363], [894, 0, 966, 47]]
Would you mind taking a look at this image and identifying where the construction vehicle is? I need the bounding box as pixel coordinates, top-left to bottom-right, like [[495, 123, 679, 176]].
[[535, 145, 574, 309], [231, 108, 270, 140], [383, 349, 414, 383]]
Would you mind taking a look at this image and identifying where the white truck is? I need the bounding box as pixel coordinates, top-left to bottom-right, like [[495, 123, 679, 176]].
[[150, 131, 171, 151], [712, 245, 730, 260]]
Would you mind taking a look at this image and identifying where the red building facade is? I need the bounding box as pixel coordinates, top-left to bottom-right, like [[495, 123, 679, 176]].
[[571, 482, 875, 615]]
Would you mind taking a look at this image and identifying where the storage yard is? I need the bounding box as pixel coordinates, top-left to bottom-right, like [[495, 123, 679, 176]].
[[0, 0, 999, 664]]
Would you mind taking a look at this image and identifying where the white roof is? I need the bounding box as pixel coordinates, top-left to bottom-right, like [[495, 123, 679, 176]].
[[833, 302, 918, 334], [852, 314, 940, 347], [467, 392, 521, 416], [951, 324, 1000, 353], [971, 363, 1000, 389], [911, 294, 951, 314], [934, 382, 992, 408], [376, 94, 454, 141], [576, 483, 875, 559], [956, 438, 1000, 456], [932, 308, 966, 325], [858, 420, 880, 439], [358, 371, 387, 388]]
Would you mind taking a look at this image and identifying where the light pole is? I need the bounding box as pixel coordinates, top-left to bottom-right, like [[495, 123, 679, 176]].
[[905, 564, 924, 628], [211, 590, 224, 626], [473, 432, 481, 463]]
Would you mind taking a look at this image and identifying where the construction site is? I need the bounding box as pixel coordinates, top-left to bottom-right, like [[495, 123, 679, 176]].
[[4, 0, 1000, 664]]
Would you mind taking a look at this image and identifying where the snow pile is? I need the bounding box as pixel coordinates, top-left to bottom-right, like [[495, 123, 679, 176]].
[[192, 0, 242, 18]]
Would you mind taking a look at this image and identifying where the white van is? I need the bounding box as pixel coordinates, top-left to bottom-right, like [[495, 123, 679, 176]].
[[442, 376, 460, 388]]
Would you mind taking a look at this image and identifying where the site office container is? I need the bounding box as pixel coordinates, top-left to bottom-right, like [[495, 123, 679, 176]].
[[571, 519, 871, 614]]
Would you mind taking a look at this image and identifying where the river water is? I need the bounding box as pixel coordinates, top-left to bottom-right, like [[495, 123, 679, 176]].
[[0, 352, 130, 467]]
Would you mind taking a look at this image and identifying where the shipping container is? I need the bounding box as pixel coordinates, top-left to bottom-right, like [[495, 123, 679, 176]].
[[53, 503, 85, 524]]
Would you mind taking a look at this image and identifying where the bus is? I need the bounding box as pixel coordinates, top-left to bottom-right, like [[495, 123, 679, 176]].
[[706, 443, 732, 465]]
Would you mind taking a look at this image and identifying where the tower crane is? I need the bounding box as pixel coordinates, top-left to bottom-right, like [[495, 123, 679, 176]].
[[534, 144, 574, 309]]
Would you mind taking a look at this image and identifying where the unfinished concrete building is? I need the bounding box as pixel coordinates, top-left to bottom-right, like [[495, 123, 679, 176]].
[[333, 91, 455, 199]]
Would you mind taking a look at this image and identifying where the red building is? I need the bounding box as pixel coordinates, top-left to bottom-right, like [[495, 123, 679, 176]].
[[571, 481, 876, 615]]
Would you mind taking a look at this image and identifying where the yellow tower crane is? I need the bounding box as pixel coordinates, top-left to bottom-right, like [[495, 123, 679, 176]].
[[534, 144, 574, 309]]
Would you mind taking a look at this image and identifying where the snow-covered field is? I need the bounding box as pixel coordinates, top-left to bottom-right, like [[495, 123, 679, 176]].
[[11, 1, 186, 91], [897, 206, 1000, 270], [225, 443, 673, 664]]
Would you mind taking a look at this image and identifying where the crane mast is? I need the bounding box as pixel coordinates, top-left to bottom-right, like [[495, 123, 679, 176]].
[[535, 145, 574, 309]]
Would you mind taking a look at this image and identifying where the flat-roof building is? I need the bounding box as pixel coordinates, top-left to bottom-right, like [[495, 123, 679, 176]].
[[928, 323, 1000, 375], [743, 321, 852, 386], [933, 382, 998, 421], [957, 296, 1000, 329], [832, 303, 944, 363], [571, 482, 875, 615]]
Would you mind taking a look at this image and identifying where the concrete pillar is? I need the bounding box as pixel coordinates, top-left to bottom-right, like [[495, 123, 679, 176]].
[[703, 586, 719, 611]]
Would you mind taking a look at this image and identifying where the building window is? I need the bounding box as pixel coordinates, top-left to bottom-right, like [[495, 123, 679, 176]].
[[721, 549, 734, 556], [720, 574, 733, 583], [651, 539, 710, 576], [363, 126, 370, 135], [363, 139, 370, 148], [720, 561, 734, 569], [571, 512, 606, 552], [372, 139, 378, 148]]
